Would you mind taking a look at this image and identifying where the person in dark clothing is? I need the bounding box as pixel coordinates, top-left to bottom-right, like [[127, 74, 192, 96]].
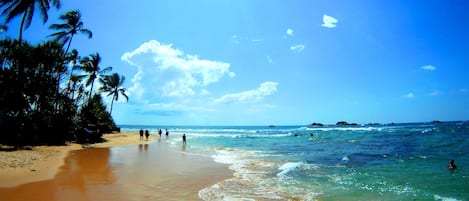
[[139, 129, 144, 141], [182, 133, 187, 145], [145, 130, 150, 141]]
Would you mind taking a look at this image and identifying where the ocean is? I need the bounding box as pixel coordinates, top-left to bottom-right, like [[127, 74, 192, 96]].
[[121, 122, 469, 201]]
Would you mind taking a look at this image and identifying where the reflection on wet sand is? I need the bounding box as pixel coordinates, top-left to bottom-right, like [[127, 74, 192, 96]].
[[0, 148, 123, 201], [1, 141, 232, 201]]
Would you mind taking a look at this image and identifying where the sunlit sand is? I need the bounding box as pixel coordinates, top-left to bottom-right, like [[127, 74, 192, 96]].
[[0, 133, 232, 201]]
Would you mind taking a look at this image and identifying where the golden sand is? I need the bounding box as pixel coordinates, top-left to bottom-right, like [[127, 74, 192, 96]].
[[0, 132, 153, 188], [0, 133, 232, 201]]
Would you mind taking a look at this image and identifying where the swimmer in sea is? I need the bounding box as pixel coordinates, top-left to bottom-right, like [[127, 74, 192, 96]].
[[448, 160, 457, 170]]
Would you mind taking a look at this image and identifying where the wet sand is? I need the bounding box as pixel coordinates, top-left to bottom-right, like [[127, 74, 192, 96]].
[[0, 132, 153, 187], [0, 134, 233, 201]]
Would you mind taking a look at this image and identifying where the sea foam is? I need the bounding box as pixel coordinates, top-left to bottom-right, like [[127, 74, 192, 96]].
[[277, 162, 304, 177]]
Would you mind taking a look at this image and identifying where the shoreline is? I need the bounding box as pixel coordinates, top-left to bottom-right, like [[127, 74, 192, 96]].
[[0, 132, 155, 188], [0, 132, 234, 201]]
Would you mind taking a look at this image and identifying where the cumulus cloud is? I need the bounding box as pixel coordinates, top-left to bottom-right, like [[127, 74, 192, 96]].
[[322, 14, 338, 28], [421, 65, 436, 71], [401, 92, 415, 98], [213, 82, 278, 104], [286, 28, 294, 36], [290, 44, 305, 53], [266, 56, 274, 64], [121, 40, 235, 99]]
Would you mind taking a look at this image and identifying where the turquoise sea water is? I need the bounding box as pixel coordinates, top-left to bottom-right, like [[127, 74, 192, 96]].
[[121, 122, 469, 201]]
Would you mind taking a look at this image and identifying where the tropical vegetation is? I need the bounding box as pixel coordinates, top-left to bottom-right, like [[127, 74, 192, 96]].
[[0, 1, 128, 145]]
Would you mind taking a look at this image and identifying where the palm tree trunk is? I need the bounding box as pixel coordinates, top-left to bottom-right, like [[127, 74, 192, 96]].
[[89, 80, 94, 101], [18, 11, 27, 43], [109, 97, 115, 115], [65, 34, 74, 54]]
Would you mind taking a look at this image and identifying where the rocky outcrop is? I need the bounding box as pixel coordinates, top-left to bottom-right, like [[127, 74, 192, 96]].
[[336, 121, 358, 126]]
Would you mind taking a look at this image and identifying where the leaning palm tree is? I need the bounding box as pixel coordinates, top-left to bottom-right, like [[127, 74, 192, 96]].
[[49, 10, 92, 54], [1, 0, 61, 42], [79, 53, 112, 101], [100, 73, 128, 115]]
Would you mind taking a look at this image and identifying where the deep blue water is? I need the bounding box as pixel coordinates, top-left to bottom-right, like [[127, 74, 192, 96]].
[[121, 122, 469, 200]]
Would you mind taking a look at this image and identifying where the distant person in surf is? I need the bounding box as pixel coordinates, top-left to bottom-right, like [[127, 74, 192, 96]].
[[182, 133, 187, 145], [139, 129, 144, 141], [448, 160, 457, 170], [158, 129, 162, 138], [145, 129, 150, 141], [165, 128, 169, 137]]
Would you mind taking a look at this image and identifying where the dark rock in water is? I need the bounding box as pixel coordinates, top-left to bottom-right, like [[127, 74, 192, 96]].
[[269, 125, 276, 128], [431, 120, 443, 124], [310, 122, 324, 126], [336, 121, 358, 126]]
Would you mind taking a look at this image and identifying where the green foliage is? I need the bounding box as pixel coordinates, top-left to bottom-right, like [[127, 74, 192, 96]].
[[48, 9, 92, 53], [100, 73, 128, 114], [0, 38, 73, 144], [79, 53, 112, 99], [0, 0, 61, 42], [78, 94, 117, 134], [0, 6, 128, 145]]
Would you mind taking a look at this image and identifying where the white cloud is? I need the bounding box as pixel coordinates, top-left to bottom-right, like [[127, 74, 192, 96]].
[[322, 14, 338, 28], [121, 40, 235, 99], [251, 38, 264, 43], [290, 44, 305, 53], [213, 81, 278, 104], [147, 102, 216, 113], [401, 92, 415, 98], [231, 35, 241, 44], [286, 28, 294, 36], [266, 56, 274, 64], [200, 89, 210, 95], [421, 65, 436, 71]]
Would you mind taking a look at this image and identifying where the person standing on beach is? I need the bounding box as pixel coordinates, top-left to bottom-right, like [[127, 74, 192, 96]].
[[182, 133, 187, 145], [165, 128, 169, 137], [145, 130, 150, 141], [158, 129, 162, 138], [139, 129, 144, 141]]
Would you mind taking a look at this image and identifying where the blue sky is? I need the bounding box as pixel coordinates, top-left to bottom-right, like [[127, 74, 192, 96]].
[[2, 0, 468, 125]]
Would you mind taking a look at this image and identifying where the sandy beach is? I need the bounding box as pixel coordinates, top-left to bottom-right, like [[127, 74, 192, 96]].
[[0, 133, 233, 201]]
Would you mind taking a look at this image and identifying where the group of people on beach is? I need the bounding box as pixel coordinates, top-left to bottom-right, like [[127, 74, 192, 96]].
[[139, 129, 150, 141], [156, 128, 170, 138], [138, 128, 187, 145]]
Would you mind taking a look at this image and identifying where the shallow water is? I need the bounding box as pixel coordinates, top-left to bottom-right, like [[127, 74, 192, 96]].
[[124, 122, 469, 200]]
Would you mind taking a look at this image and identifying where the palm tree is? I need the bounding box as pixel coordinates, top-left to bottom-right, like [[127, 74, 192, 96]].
[[100, 73, 128, 115], [49, 10, 92, 54], [66, 74, 85, 100], [1, 0, 61, 42], [79, 53, 112, 101]]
